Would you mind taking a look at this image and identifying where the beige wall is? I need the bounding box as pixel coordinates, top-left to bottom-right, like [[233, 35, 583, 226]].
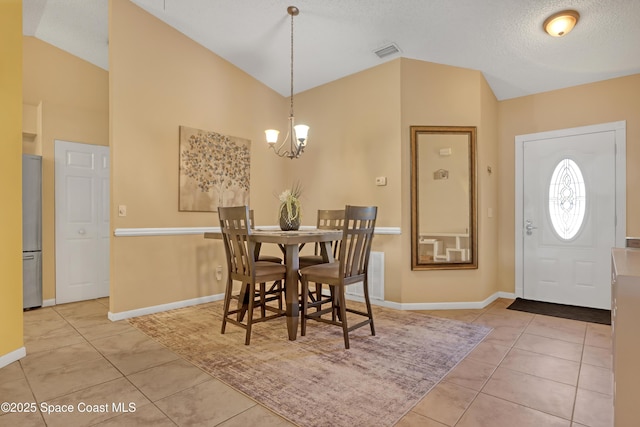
[[109, 0, 289, 313], [22, 36, 109, 301], [0, 0, 24, 359], [288, 59, 402, 223], [478, 76, 500, 299], [399, 59, 500, 303], [497, 74, 640, 292], [286, 59, 403, 301]]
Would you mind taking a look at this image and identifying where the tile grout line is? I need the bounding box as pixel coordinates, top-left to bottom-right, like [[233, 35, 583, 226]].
[[452, 307, 534, 426], [80, 299, 283, 426], [471, 311, 585, 423], [34, 304, 133, 425], [417, 305, 499, 425], [54, 301, 182, 426], [15, 356, 48, 426], [417, 305, 494, 426], [23, 301, 170, 426]]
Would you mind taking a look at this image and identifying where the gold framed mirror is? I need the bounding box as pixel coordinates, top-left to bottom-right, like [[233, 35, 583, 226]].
[[410, 126, 477, 270]]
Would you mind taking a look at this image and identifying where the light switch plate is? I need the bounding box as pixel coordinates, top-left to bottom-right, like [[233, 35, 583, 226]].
[[375, 176, 387, 186], [118, 205, 127, 217]]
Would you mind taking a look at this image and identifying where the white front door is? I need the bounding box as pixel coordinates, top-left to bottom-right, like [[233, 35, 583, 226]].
[[55, 140, 110, 304], [515, 122, 626, 310]]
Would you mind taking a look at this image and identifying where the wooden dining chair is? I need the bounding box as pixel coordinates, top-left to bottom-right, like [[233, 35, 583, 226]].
[[299, 205, 377, 349], [219, 206, 286, 345], [298, 209, 345, 268], [248, 209, 283, 264], [298, 209, 345, 311]]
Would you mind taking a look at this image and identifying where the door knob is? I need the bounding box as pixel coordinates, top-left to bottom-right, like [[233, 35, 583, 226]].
[[78, 228, 86, 235], [525, 220, 538, 236]]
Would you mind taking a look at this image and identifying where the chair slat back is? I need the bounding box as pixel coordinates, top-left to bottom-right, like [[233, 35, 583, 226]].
[[219, 206, 254, 279], [317, 209, 345, 229], [338, 205, 377, 279], [316, 209, 345, 258]]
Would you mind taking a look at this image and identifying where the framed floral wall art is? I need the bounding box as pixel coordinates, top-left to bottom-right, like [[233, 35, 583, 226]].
[[179, 126, 250, 212]]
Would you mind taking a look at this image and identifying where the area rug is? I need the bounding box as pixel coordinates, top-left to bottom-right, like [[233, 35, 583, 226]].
[[129, 301, 491, 427], [507, 298, 611, 325]]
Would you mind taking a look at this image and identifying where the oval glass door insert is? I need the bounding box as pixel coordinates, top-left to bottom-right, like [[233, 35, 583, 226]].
[[548, 158, 586, 240]]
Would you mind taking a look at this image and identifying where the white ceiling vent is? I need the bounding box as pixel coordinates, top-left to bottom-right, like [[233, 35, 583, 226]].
[[373, 43, 401, 59]]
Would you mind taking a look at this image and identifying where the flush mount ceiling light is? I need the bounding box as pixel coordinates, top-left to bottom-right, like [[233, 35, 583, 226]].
[[543, 10, 580, 37], [265, 6, 309, 160]]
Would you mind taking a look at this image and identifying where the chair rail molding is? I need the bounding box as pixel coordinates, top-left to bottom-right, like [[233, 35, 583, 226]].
[[113, 226, 401, 237]]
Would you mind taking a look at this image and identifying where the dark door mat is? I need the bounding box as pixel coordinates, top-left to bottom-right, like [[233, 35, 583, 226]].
[[507, 298, 611, 325]]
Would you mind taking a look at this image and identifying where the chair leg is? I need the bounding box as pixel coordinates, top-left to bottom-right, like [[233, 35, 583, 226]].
[[337, 286, 350, 349], [315, 283, 322, 312], [362, 278, 375, 336], [301, 276, 309, 336], [221, 277, 234, 334], [237, 283, 250, 322], [260, 283, 266, 318], [331, 287, 340, 322], [245, 284, 256, 345]]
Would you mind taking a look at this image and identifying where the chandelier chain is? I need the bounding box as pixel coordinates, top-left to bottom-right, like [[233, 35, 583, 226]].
[[290, 10, 294, 117]]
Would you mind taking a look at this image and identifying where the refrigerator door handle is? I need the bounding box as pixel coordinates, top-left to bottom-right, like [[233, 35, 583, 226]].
[[23, 254, 35, 260]]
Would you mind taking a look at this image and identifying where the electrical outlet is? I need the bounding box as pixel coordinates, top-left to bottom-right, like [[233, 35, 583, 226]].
[[375, 176, 387, 186], [216, 265, 223, 281], [118, 205, 127, 217]]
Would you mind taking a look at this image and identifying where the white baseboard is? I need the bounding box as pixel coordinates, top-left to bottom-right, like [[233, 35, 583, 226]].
[[108, 294, 225, 321], [495, 291, 517, 300], [43, 299, 56, 307], [347, 291, 516, 311], [107, 291, 515, 322], [0, 347, 26, 369]]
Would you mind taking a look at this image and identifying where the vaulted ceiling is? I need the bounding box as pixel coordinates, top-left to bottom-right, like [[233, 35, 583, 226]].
[[22, 0, 640, 100]]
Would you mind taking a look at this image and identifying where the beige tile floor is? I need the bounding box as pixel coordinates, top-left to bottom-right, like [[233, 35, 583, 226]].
[[0, 297, 612, 426]]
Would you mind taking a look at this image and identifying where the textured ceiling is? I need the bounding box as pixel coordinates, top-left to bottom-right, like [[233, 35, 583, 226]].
[[22, 0, 640, 100]]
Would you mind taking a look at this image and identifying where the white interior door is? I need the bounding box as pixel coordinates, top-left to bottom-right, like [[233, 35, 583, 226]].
[[515, 122, 626, 310], [55, 140, 110, 304]]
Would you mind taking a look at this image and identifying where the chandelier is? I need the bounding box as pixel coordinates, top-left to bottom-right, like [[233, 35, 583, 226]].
[[265, 6, 309, 159]]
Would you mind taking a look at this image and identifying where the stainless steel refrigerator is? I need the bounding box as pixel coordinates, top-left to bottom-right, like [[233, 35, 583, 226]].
[[23, 154, 42, 309]]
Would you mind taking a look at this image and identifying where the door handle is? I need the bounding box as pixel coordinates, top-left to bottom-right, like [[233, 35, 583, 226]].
[[78, 228, 86, 235], [525, 220, 538, 236]]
